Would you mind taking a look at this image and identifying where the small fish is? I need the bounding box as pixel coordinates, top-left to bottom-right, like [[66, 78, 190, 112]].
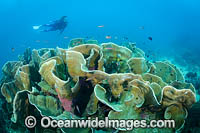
[[105, 47, 113, 50], [72, 41, 81, 45], [35, 40, 40, 43], [11, 48, 15, 52], [123, 37, 128, 40], [97, 25, 104, 28], [105, 35, 111, 39], [114, 36, 118, 39], [76, 105, 81, 114], [86, 77, 94, 81], [64, 36, 69, 39], [148, 36, 152, 41], [139, 26, 144, 30]]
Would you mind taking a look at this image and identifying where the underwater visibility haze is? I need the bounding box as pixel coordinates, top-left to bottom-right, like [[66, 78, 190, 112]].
[[0, 0, 200, 132]]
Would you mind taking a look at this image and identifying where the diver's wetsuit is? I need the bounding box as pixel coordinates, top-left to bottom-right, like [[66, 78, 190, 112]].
[[41, 16, 67, 33]]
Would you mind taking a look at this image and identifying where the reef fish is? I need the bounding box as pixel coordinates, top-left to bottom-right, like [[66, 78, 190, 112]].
[[11, 48, 15, 52], [105, 48, 113, 50], [64, 36, 69, 39], [35, 40, 41, 43], [139, 26, 144, 30], [105, 35, 111, 39], [97, 25, 104, 28], [123, 37, 129, 40], [148, 36, 152, 41]]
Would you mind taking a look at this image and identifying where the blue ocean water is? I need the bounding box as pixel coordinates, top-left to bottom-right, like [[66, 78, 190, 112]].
[[0, 0, 200, 75], [0, 1, 200, 132]]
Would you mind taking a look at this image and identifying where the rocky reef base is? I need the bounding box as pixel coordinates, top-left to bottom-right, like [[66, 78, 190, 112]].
[[0, 38, 198, 133]]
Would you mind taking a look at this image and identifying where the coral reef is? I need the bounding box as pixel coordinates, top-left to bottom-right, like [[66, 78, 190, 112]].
[[161, 86, 196, 130], [128, 57, 149, 74], [0, 39, 197, 132]]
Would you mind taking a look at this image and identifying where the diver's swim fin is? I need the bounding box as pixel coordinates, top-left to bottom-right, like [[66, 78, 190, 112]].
[[33, 25, 42, 30]]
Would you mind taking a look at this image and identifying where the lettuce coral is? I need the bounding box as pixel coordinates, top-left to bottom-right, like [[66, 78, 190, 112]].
[[128, 57, 149, 74], [0, 39, 197, 132]]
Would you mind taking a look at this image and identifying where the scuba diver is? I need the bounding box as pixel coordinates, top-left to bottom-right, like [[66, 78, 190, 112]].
[[33, 16, 67, 34]]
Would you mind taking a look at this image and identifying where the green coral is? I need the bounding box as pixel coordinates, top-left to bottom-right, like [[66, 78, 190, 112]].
[[28, 94, 63, 117], [151, 61, 177, 83], [94, 84, 124, 112]]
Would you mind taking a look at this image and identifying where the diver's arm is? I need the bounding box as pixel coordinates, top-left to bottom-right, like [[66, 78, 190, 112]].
[[42, 24, 51, 27], [42, 20, 59, 27]]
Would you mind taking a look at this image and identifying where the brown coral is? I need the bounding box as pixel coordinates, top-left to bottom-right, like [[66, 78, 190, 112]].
[[170, 81, 196, 93], [69, 38, 85, 47], [14, 64, 31, 91], [150, 82, 162, 102], [65, 50, 88, 78], [160, 86, 196, 130], [128, 57, 149, 74], [1, 81, 19, 103], [102, 42, 132, 60], [161, 86, 196, 109], [86, 48, 100, 70], [39, 59, 67, 88], [164, 104, 188, 131], [32, 48, 56, 67], [129, 79, 160, 107], [127, 83, 145, 108], [106, 73, 143, 99], [151, 61, 177, 83], [0, 39, 197, 133], [164, 61, 185, 82], [69, 44, 100, 57], [12, 90, 30, 124], [2, 61, 22, 78], [97, 50, 104, 71], [142, 73, 167, 88], [28, 94, 63, 116], [102, 42, 132, 73]]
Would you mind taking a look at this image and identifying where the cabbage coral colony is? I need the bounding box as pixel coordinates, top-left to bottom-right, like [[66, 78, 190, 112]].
[[0, 38, 196, 132]]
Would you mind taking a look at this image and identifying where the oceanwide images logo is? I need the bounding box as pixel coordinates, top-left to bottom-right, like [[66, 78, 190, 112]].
[[25, 116, 37, 128], [25, 116, 175, 130]]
